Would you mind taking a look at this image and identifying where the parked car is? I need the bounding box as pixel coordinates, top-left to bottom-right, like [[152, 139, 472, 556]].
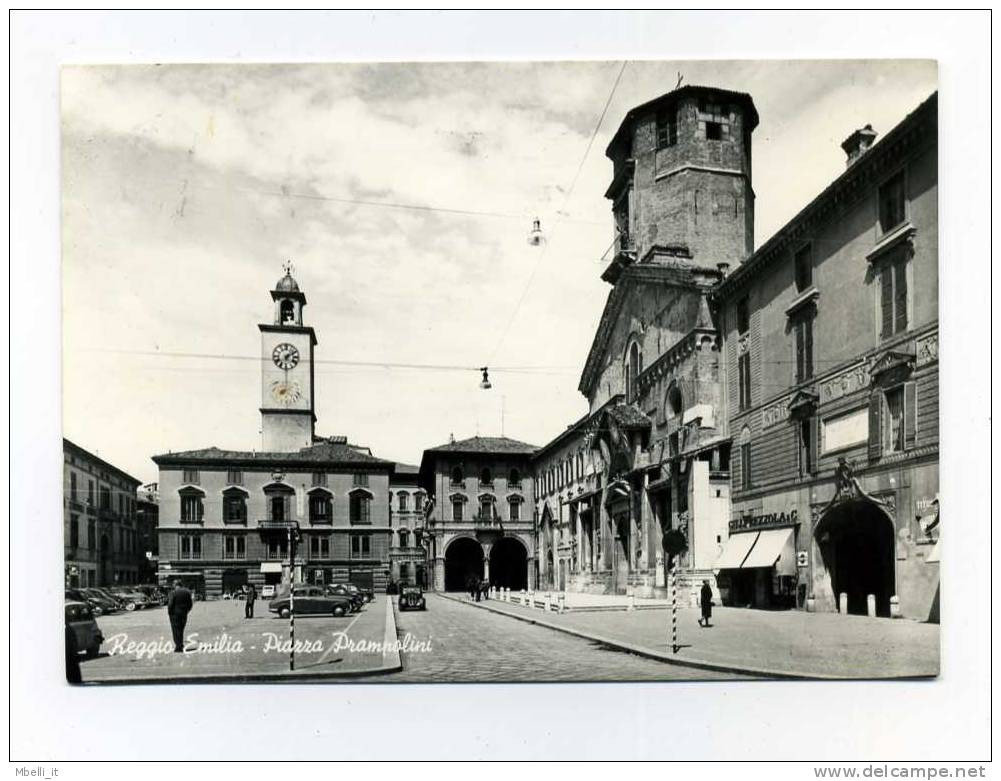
[[81, 588, 124, 614], [397, 586, 427, 611], [261, 584, 277, 600], [269, 585, 354, 618], [110, 588, 150, 611], [324, 584, 364, 612], [65, 601, 103, 657], [137, 586, 167, 606], [350, 583, 375, 603], [65, 589, 106, 616]]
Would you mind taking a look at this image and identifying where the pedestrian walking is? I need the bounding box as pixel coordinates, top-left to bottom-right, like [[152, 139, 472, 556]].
[[167, 581, 194, 652], [698, 579, 713, 628], [65, 621, 81, 684], [244, 583, 257, 619]]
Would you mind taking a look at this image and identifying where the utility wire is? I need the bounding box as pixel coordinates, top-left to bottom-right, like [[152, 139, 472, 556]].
[[486, 60, 628, 364]]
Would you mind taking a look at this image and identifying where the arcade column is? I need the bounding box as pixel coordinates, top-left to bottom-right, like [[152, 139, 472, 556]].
[[433, 556, 445, 592]]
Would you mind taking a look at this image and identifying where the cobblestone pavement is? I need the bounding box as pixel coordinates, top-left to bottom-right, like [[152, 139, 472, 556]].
[[379, 593, 739, 682], [80, 597, 390, 682]]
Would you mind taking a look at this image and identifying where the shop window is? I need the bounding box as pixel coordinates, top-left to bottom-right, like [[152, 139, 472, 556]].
[[880, 252, 909, 339], [794, 244, 813, 292], [793, 309, 815, 384], [656, 108, 677, 149], [350, 534, 371, 559], [878, 170, 907, 235]]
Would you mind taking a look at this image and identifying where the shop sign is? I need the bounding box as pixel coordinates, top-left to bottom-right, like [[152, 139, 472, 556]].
[[796, 551, 809, 568], [729, 509, 798, 533]]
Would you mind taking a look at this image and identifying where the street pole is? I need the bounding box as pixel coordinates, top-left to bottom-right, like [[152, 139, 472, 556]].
[[670, 555, 678, 654], [288, 525, 295, 672]]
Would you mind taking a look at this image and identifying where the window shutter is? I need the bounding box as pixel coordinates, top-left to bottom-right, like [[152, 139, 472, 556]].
[[805, 316, 814, 380], [894, 258, 908, 334], [904, 381, 917, 449], [868, 391, 883, 461], [880, 267, 894, 338], [795, 320, 804, 382]]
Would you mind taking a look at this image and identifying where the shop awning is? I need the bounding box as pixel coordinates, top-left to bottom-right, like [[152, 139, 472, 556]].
[[714, 532, 759, 570], [260, 562, 283, 574], [742, 528, 797, 576], [925, 539, 941, 564]]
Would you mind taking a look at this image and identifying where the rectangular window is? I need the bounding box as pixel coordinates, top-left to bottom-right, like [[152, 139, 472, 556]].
[[452, 498, 464, 522], [880, 254, 909, 338], [312, 472, 327, 488], [226, 469, 243, 485], [309, 493, 331, 523], [70, 472, 77, 502], [236, 535, 246, 559], [878, 170, 906, 235], [799, 418, 817, 477], [349, 493, 371, 524], [182, 469, 200, 485], [310, 535, 330, 558], [509, 501, 520, 522], [353, 473, 369, 487], [223, 494, 246, 523], [479, 498, 493, 522], [224, 536, 235, 559], [181, 495, 204, 523], [180, 534, 202, 560], [794, 310, 815, 384], [351, 534, 371, 559], [656, 108, 677, 149], [794, 245, 812, 292], [738, 352, 752, 410], [69, 515, 79, 549], [736, 298, 750, 335], [740, 442, 752, 490], [87, 520, 95, 551], [88, 480, 94, 506], [884, 386, 905, 454], [705, 121, 722, 140], [99, 486, 111, 510], [414, 493, 424, 513], [398, 493, 409, 512]]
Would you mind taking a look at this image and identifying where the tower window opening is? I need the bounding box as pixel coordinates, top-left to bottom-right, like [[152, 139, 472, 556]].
[[705, 121, 723, 141], [656, 108, 677, 149], [280, 300, 296, 324]]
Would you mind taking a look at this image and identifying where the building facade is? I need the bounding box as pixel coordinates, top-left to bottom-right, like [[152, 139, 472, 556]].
[[419, 436, 536, 592], [389, 463, 428, 587], [712, 92, 939, 621], [63, 439, 142, 587], [152, 270, 395, 596], [136, 483, 160, 583]]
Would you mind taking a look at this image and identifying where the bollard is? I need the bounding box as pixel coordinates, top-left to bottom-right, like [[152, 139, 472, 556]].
[[890, 595, 901, 618], [521, 591, 527, 606], [557, 593, 566, 614], [866, 594, 876, 618], [806, 596, 815, 613], [544, 593, 551, 612], [628, 592, 636, 612], [839, 592, 848, 614]]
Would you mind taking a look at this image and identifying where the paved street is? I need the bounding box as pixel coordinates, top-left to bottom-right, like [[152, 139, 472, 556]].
[[80, 597, 392, 682], [381, 593, 739, 682]]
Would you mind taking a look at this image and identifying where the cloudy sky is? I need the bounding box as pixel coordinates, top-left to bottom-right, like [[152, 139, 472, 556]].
[[61, 60, 936, 482]]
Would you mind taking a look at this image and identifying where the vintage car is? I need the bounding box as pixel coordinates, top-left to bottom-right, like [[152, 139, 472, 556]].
[[268, 585, 354, 618], [261, 584, 277, 600], [397, 586, 426, 611], [324, 584, 364, 612], [65, 601, 103, 657]]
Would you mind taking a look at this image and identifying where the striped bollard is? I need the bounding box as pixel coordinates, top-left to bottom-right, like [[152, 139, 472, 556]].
[[670, 558, 678, 654]]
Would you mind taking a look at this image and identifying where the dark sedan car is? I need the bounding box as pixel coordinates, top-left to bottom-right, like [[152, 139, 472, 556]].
[[269, 585, 354, 618], [324, 584, 364, 612], [398, 586, 426, 611]]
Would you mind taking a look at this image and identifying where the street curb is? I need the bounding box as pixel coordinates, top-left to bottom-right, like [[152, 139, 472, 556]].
[[81, 597, 403, 685], [438, 593, 929, 681]]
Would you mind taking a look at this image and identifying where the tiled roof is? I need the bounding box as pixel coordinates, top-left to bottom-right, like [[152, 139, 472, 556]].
[[607, 404, 652, 430], [424, 435, 539, 456], [152, 440, 393, 468]]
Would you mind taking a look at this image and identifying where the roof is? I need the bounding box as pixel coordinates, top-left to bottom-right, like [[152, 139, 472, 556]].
[[152, 440, 394, 469], [606, 84, 759, 157], [607, 404, 652, 430], [393, 463, 421, 475], [274, 271, 300, 293], [713, 91, 937, 302], [423, 435, 539, 456], [63, 438, 142, 486]]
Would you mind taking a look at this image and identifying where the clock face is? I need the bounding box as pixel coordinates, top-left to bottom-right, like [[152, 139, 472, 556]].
[[270, 380, 302, 407], [272, 342, 300, 370]]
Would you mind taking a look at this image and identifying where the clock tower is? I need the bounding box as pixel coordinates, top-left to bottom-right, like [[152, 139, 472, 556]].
[[259, 265, 317, 452]]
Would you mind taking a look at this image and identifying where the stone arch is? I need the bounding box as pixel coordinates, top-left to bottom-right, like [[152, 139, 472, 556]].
[[443, 536, 484, 592], [489, 536, 529, 591]]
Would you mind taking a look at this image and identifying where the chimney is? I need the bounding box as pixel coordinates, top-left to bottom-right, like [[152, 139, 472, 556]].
[[841, 124, 878, 168]]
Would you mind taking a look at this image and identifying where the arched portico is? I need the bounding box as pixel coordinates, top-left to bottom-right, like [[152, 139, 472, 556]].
[[815, 498, 896, 617], [443, 536, 484, 592], [489, 536, 529, 590]]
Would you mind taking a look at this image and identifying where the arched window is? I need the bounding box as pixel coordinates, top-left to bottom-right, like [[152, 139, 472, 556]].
[[398, 492, 409, 512], [308, 488, 332, 524], [667, 382, 683, 417], [739, 426, 752, 490], [399, 529, 410, 548], [222, 487, 248, 524], [280, 299, 295, 324], [480, 467, 493, 486], [451, 466, 464, 486], [179, 487, 205, 523], [508, 468, 521, 487], [626, 340, 643, 402], [349, 489, 372, 524]]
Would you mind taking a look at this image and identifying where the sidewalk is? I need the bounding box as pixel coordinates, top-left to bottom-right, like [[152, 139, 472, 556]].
[[80, 596, 401, 683], [443, 593, 939, 679]]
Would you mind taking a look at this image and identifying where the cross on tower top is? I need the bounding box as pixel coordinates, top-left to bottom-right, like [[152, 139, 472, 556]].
[[282, 259, 295, 276]]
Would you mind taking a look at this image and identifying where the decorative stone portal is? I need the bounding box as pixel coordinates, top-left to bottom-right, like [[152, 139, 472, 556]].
[[489, 536, 528, 591], [815, 499, 896, 617], [444, 537, 484, 592]]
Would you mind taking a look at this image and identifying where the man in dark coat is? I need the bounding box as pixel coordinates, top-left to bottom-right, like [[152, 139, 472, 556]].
[[65, 622, 82, 684], [167, 581, 194, 652], [698, 579, 713, 628], [244, 583, 257, 619]]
